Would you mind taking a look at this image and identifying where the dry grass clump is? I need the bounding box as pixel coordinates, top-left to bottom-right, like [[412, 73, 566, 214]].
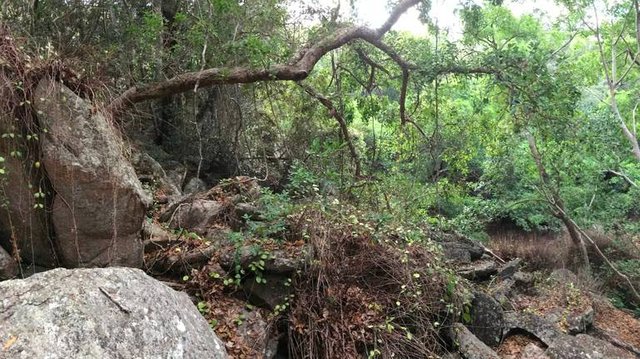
[[489, 230, 571, 270], [286, 208, 467, 359]]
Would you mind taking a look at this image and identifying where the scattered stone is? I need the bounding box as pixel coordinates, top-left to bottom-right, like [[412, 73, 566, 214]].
[[468, 292, 504, 347], [0, 245, 18, 280], [457, 260, 498, 281], [438, 234, 485, 263], [543, 305, 594, 335], [490, 278, 515, 308], [546, 334, 636, 359], [235, 202, 263, 221], [219, 246, 311, 274], [514, 271, 534, 286], [242, 274, 292, 310], [184, 177, 208, 194], [0, 267, 228, 358], [498, 258, 522, 279], [162, 199, 226, 235], [142, 221, 179, 253], [131, 151, 182, 198], [236, 309, 279, 358], [35, 79, 150, 268], [449, 323, 500, 359]]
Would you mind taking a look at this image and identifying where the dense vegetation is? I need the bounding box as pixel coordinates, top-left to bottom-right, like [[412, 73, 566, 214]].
[[1, 0, 640, 356]]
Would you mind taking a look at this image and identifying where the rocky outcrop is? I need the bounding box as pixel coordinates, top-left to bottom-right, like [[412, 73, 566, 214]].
[[0, 267, 227, 358], [546, 334, 636, 359], [34, 79, 150, 267]]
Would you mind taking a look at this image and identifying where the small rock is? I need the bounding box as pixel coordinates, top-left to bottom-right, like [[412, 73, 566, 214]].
[[439, 234, 485, 263], [468, 292, 504, 347], [235, 203, 263, 220], [457, 260, 498, 281], [0, 245, 18, 280], [514, 271, 534, 286], [184, 177, 208, 194], [162, 199, 225, 236], [543, 306, 594, 335], [490, 278, 515, 307], [449, 323, 500, 359], [242, 274, 292, 310], [236, 309, 279, 358], [498, 258, 522, 279], [219, 245, 311, 274], [546, 334, 636, 359]]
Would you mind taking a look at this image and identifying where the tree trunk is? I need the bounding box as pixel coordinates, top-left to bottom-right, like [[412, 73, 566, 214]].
[[526, 132, 590, 271]]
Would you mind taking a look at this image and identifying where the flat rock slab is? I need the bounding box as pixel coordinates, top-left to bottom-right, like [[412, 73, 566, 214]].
[[450, 323, 500, 359], [546, 334, 636, 359], [503, 311, 563, 346], [0, 267, 227, 359], [457, 260, 498, 281]]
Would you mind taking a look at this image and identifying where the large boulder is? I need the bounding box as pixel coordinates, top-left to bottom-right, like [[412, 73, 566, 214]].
[[467, 292, 504, 347], [34, 79, 150, 267], [0, 267, 228, 358]]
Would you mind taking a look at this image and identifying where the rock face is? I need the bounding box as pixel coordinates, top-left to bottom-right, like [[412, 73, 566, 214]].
[[0, 114, 57, 267], [467, 292, 504, 347], [0, 267, 228, 358], [34, 79, 150, 267]]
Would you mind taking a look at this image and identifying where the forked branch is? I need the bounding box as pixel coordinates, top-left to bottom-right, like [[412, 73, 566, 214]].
[[107, 0, 423, 115]]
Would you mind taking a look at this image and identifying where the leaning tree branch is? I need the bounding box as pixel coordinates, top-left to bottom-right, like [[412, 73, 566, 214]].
[[298, 82, 362, 178], [107, 0, 422, 115]]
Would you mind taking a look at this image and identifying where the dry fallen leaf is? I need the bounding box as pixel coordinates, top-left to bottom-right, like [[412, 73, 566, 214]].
[[3, 335, 17, 351]]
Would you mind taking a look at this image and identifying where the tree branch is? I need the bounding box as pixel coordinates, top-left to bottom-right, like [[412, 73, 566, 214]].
[[107, 0, 422, 115], [298, 82, 362, 178]]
